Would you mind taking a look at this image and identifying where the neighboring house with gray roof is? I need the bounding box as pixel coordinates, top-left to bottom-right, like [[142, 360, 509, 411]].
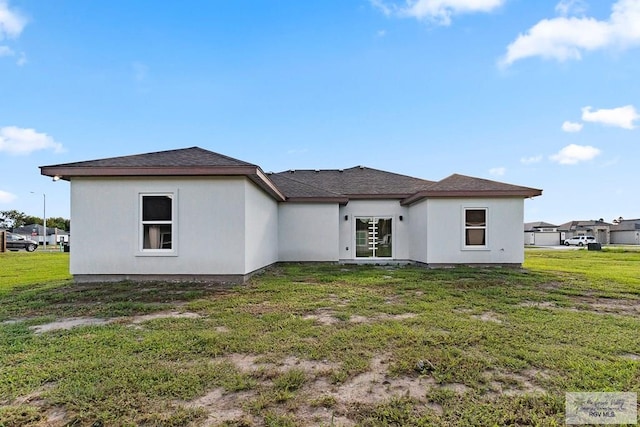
[[558, 220, 611, 244], [41, 147, 542, 283], [13, 224, 70, 246], [524, 222, 560, 246], [610, 219, 640, 245]]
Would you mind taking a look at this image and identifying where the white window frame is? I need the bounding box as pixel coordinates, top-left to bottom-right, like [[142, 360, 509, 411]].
[[138, 192, 178, 257], [462, 207, 488, 250]]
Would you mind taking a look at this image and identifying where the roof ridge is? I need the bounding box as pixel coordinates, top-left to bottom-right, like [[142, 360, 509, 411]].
[[272, 173, 345, 197], [193, 147, 257, 167], [343, 166, 435, 184]]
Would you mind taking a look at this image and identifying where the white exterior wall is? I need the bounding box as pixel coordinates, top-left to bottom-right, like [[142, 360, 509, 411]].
[[408, 200, 429, 263], [611, 230, 640, 245], [244, 180, 279, 272], [278, 203, 339, 261], [339, 200, 409, 260], [70, 177, 250, 276], [526, 232, 560, 246], [425, 198, 524, 264]]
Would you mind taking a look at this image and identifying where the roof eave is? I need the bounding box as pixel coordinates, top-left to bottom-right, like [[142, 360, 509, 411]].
[[40, 165, 286, 202], [344, 193, 412, 200], [285, 197, 350, 204], [401, 189, 543, 206]]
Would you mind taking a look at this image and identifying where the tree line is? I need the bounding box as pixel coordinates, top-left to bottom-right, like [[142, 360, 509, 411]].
[[0, 210, 70, 231]]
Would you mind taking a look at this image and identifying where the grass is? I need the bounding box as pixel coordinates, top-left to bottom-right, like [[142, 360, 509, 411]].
[[0, 251, 71, 291], [0, 249, 638, 426]]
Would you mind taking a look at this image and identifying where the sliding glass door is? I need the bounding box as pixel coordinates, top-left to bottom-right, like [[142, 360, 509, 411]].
[[355, 217, 392, 258]]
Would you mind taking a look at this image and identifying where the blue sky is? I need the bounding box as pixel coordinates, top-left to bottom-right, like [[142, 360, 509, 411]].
[[1, 0, 638, 225]]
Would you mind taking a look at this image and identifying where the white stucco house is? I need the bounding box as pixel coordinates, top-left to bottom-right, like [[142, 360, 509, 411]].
[[41, 147, 542, 283]]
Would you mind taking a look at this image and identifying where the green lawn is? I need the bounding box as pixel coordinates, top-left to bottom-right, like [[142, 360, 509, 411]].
[[0, 251, 71, 291], [0, 249, 638, 426]]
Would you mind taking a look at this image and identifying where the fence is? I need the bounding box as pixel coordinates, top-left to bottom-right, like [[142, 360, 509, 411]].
[[0, 231, 5, 253]]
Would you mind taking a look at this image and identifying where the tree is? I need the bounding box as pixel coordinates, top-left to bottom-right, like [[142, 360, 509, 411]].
[[0, 210, 28, 228], [0, 210, 70, 231], [47, 217, 71, 231]]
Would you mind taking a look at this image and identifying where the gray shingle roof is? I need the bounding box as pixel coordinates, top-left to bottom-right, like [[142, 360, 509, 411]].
[[41, 147, 542, 202], [426, 174, 540, 193], [524, 221, 559, 231], [267, 174, 347, 200], [273, 167, 435, 198], [46, 147, 255, 168], [558, 220, 612, 231], [610, 219, 640, 231]]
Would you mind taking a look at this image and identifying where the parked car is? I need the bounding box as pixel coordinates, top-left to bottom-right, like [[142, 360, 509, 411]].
[[5, 232, 38, 252], [564, 235, 596, 246]]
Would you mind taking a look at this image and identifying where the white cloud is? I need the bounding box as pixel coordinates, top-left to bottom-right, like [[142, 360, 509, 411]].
[[555, 0, 588, 17], [0, 189, 17, 203], [500, 0, 640, 66], [489, 167, 506, 176], [561, 121, 583, 132], [0, 126, 64, 155], [370, 0, 506, 25], [549, 144, 601, 165], [521, 155, 543, 164], [0, 0, 26, 39], [0, 1, 27, 65], [581, 105, 639, 129]]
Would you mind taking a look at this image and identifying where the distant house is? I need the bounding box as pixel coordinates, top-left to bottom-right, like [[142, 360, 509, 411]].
[[13, 224, 69, 246], [610, 219, 640, 245], [524, 221, 560, 246], [40, 147, 542, 283], [558, 220, 611, 244]]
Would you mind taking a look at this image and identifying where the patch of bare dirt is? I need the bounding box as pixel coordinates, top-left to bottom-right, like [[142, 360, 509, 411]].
[[519, 301, 556, 309], [45, 407, 68, 426], [10, 385, 68, 427], [573, 297, 640, 316], [327, 294, 350, 307], [329, 355, 433, 404], [242, 301, 283, 315], [539, 282, 563, 290], [188, 353, 477, 425], [29, 311, 202, 334], [184, 388, 257, 426], [621, 353, 640, 361], [440, 383, 471, 394], [303, 306, 419, 326], [484, 369, 548, 398], [29, 317, 110, 334], [296, 407, 356, 427], [471, 311, 503, 324], [303, 309, 341, 325], [226, 353, 337, 376], [129, 311, 201, 323]]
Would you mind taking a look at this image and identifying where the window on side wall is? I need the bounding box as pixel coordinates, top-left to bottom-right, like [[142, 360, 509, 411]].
[[464, 208, 487, 247], [140, 194, 174, 252]]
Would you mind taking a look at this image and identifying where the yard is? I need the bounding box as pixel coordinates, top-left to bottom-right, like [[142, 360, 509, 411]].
[[0, 250, 638, 426]]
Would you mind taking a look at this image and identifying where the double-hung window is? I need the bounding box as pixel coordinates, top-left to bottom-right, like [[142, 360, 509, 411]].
[[140, 194, 174, 253], [464, 208, 487, 248]]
